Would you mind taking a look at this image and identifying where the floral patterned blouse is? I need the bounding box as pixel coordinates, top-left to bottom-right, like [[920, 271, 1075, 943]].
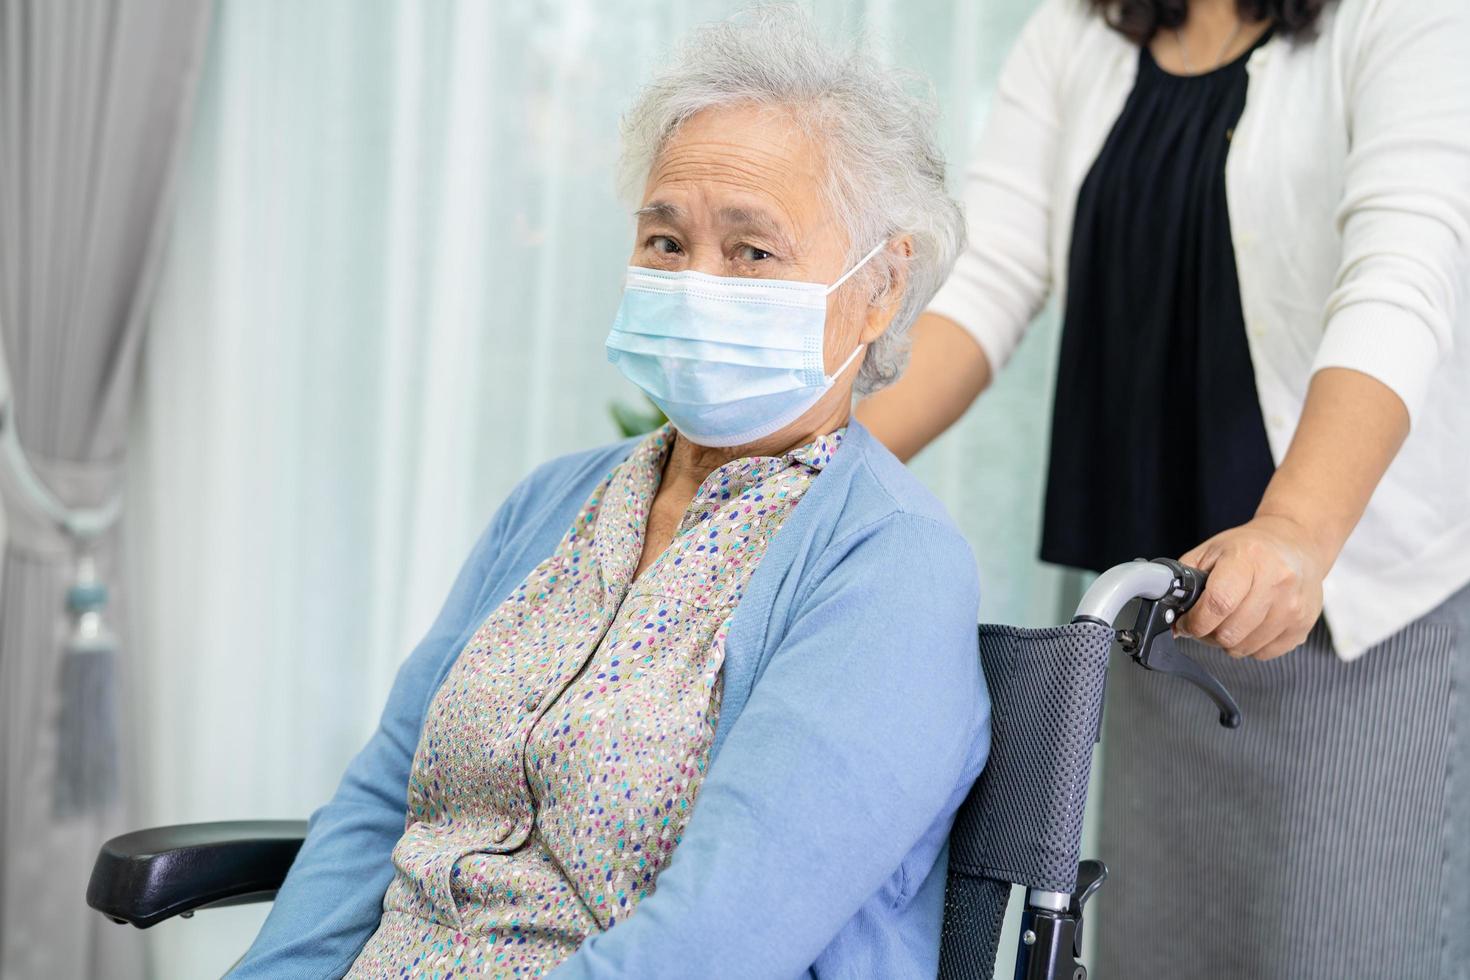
[[347, 424, 844, 978]]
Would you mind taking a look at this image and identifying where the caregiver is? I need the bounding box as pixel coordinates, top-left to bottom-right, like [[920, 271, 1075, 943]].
[[857, 0, 1470, 977]]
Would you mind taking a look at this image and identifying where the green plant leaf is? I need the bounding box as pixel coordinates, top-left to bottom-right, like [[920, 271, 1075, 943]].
[[608, 395, 666, 437]]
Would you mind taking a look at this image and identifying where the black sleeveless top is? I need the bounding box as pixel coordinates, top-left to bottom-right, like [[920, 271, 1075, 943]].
[[1040, 34, 1276, 573]]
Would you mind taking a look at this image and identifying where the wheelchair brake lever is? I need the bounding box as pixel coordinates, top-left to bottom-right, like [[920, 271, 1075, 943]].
[[1117, 558, 1243, 729]]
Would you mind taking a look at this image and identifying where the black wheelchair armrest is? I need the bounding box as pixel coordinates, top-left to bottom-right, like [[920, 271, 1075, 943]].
[[87, 820, 308, 928]]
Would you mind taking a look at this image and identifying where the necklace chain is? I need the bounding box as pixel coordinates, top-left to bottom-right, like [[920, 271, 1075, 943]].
[[1174, 16, 1245, 74]]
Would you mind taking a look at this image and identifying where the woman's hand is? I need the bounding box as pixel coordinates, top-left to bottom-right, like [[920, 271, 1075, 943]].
[[1177, 368, 1412, 661], [1176, 514, 1329, 661]]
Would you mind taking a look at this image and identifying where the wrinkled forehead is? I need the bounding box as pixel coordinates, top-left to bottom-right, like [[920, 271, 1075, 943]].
[[642, 103, 832, 239]]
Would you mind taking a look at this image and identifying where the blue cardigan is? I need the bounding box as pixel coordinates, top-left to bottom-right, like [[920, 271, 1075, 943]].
[[231, 421, 990, 979]]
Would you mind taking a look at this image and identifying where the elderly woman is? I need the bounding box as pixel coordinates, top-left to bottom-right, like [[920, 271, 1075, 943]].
[[229, 10, 986, 980]]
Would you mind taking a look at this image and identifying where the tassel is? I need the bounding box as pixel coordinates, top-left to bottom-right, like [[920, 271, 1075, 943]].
[[53, 567, 119, 817]]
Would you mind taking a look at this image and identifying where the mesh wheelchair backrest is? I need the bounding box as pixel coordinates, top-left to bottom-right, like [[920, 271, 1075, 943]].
[[938, 621, 1115, 979]]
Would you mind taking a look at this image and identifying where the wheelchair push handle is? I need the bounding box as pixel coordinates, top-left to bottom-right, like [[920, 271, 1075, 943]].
[[1073, 557, 1242, 729]]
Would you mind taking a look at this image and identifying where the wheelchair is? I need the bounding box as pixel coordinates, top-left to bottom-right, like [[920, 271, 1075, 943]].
[[87, 558, 1241, 979]]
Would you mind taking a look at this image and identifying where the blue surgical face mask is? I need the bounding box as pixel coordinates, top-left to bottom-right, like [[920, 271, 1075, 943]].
[[605, 241, 886, 448]]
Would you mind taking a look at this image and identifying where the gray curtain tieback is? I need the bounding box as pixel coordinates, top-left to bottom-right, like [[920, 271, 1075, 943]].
[[0, 397, 125, 814], [0, 399, 123, 558]]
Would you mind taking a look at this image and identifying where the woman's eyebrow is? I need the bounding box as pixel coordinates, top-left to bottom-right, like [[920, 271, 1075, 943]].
[[634, 201, 684, 223], [716, 206, 800, 257], [635, 201, 795, 251], [716, 205, 785, 239]]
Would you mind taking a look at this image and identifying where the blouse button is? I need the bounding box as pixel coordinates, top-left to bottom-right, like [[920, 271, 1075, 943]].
[[524, 692, 543, 712]]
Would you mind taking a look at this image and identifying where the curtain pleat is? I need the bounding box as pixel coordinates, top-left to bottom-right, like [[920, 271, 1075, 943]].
[[0, 2, 211, 978]]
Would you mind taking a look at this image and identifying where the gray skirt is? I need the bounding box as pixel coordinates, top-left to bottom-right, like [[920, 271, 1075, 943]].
[[1094, 583, 1469, 980]]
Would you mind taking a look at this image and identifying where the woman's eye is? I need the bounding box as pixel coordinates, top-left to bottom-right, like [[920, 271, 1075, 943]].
[[648, 235, 682, 255], [736, 244, 773, 262]]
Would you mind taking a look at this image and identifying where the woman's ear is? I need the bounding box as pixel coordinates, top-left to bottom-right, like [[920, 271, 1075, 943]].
[[860, 235, 914, 345]]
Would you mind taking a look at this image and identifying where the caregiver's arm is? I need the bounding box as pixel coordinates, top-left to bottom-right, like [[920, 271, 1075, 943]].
[[550, 513, 990, 979], [1179, 369, 1408, 659], [1179, 0, 1469, 660], [857, 0, 1073, 461], [857, 313, 992, 462], [228, 487, 527, 980]]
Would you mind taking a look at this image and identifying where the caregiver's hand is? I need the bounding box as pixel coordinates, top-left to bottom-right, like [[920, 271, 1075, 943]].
[[1175, 368, 1411, 661], [1176, 514, 1328, 661]]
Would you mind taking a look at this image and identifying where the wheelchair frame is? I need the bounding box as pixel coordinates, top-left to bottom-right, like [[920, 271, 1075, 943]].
[[996, 558, 1240, 980], [87, 558, 1242, 979]]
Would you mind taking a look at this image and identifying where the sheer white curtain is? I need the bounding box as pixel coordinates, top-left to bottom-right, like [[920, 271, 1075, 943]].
[[125, 0, 1064, 975]]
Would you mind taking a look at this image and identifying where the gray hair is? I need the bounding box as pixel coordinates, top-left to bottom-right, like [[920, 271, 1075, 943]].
[[617, 5, 965, 394]]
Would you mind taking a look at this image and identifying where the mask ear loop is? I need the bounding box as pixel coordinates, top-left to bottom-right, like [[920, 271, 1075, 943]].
[[822, 340, 867, 384], [820, 239, 889, 382], [824, 239, 890, 295]]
